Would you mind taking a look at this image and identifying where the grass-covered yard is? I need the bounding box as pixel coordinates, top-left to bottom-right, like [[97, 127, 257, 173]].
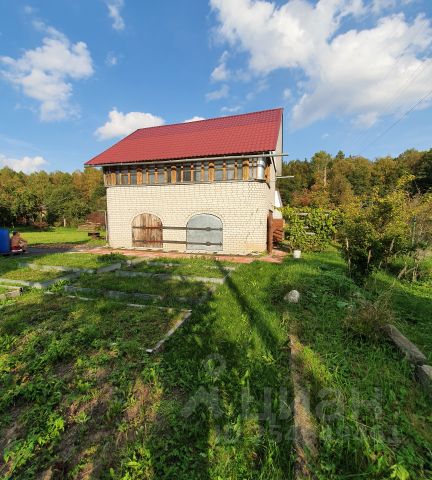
[[125, 258, 235, 278], [72, 272, 212, 305], [26, 252, 127, 270], [277, 250, 432, 478], [0, 253, 128, 284], [0, 258, 66, 282], [0, 259, 293, 479], [0, 249, 431, 479], [13, 227, 106, 247]]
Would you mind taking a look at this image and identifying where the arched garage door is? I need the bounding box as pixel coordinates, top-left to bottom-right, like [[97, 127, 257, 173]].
[[132, 213, 163, 248], [187, 214, 223, 252]]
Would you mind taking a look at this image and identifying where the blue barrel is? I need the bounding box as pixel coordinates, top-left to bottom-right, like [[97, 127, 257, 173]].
[[0, 228, 10, 254]]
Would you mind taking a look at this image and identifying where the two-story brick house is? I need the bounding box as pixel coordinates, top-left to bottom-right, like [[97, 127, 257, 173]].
[[85, 108, 284, 255]]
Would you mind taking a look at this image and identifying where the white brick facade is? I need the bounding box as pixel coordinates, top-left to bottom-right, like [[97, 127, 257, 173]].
[[106, 180, 274, 255]]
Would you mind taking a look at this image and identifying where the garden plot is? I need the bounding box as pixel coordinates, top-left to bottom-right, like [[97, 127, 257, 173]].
[[69, 272, 212, 306], [19, 252, 129, 273], [123, 257, 236, 284], [0, 257, 73, 287], [0, 291, 189, 478]]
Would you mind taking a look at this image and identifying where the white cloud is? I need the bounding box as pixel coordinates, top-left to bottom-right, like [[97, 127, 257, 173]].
[[0, 24, 93, 121], [105, 0, 125, 31], [184, 116, 206, 122], [283, 88, 292, 100], [0, 153, 48, 173], [206, 84, 229, 101], [371, 0, 414, 14], [105, 52, 119, 66], [352, 112, 380, 128], [23, 5, 36, 15], [95, 108, 165, 140], [211, 50, 230, 81], [221, 105, 242, 113], [210, 0, 432, 129]]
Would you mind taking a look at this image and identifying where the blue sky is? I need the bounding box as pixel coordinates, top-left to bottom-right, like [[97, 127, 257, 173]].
[[0, 0, 431, 173]]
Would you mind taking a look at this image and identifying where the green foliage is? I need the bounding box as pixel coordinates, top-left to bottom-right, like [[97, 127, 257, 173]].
[[0, 167, 104, 227], [338, 181, 414, 278], [343, 294, 394, 341], [277, 250, 432, 478], [282, 148, 432, 209], [280, 206, 339, 251]]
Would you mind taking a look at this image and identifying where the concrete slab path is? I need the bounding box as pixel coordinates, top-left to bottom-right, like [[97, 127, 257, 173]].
[[70, 246, 288, 264]]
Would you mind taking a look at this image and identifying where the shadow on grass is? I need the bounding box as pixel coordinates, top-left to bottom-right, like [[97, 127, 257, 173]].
[[0, 259, 296, 479], [271, 252, 432, 478]]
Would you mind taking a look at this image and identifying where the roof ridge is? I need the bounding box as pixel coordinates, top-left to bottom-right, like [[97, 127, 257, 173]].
[[86, 108, 283, 166], [132, 107, 283, 133]]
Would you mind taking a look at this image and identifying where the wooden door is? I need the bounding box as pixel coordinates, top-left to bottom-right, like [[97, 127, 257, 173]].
[[187, 214, 223, 251], [132, 213, 163, 248], [267, 211, 273, 254]]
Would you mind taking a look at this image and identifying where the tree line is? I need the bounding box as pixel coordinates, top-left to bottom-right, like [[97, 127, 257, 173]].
[[0, 147, 431, 229], [278, 148, 432, 207], [0, 167, 105, 227]]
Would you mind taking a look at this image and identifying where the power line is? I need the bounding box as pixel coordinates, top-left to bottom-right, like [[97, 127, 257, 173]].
[[342, 19, 431, 153], [358, 87, 432, 154], [349, 55, 432, 153]]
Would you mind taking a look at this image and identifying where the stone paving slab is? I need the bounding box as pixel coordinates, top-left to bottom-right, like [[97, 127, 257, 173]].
[[64, 285, 163, 301], [382, 324, 427, 365], [116, 269, 226, 285], [73, 247, 287, 264], [146, 310, 193, 354], [0, 287, 22, 301]]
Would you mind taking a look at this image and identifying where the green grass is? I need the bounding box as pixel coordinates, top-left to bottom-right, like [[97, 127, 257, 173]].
[[0, 292, 184, 479], [0, 263, 294, 479], [127, 258, 235, 278], [30, 252, 128, 270], [1, 251, 431, 479], [0, 253, 127, 283], [12, 227, 106, 246], [388, 253, 432, 282], [0, 258, 65, 282], [0, 286, 16, 294], [275, 251, 432, 479], [367, 270, 432, 363], [0, 268, 64, 282], [73, 272, 212, 303]]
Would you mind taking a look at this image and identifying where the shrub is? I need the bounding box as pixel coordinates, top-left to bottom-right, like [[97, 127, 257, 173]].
[[343, 294, 394, 341], [338, 179, 413, 278], [280, 206, 340, 251]]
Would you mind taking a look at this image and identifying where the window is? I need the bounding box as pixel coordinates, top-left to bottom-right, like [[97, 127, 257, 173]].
[[121, 167, 129, 185], [214, 161, 224, 181], [103, 158, 269, 186], [202, 162, 209, 182], [183, 164, 192, 182], [130, 167, 137, 185], [158, 166, 166, 184], [226, 160, 235, 180], [148, 166, 155, 184]]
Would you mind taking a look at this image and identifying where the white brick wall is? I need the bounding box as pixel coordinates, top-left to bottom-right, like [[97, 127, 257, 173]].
[[106, 180, 274, 255]]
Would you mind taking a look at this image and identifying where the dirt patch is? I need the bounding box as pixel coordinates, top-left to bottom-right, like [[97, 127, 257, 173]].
[[53, 383, 115, 477], [0, 406, 25, 456], [125, 378, 152, 423]]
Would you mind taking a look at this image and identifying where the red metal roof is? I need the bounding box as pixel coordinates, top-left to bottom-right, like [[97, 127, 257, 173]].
[[85, 108, 283, 166]]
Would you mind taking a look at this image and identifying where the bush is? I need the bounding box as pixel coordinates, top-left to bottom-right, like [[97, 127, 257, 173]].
[[338, 180, 413, 278], [343, 294, 394, 341], [280, 206, 340, 251]]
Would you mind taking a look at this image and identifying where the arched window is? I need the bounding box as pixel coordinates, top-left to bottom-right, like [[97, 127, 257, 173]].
[[186, 214, 223, 252]]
